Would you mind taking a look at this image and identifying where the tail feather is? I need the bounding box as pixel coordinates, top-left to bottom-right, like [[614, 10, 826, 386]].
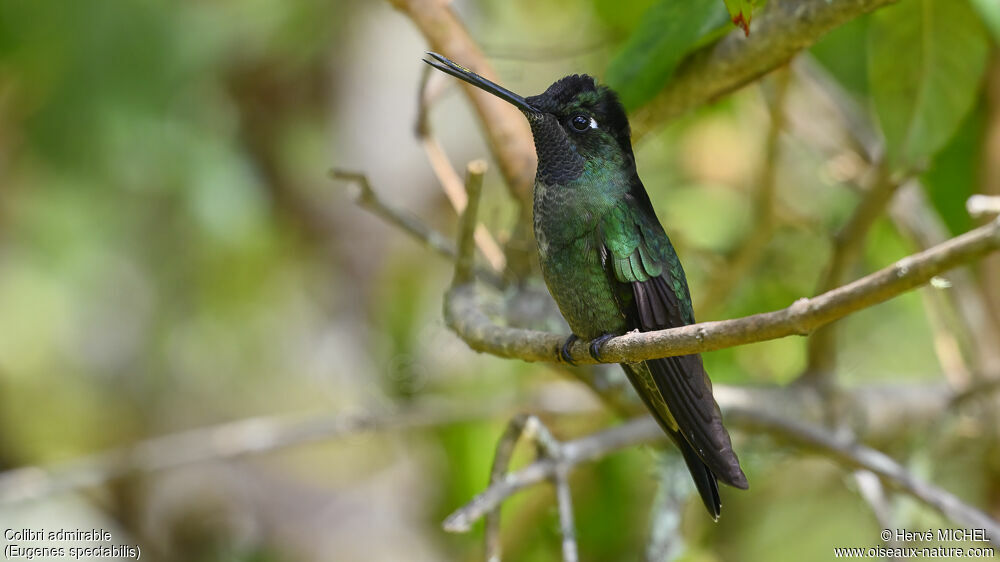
[[673, 430, 721, 520], [621, 364, 724, 519]]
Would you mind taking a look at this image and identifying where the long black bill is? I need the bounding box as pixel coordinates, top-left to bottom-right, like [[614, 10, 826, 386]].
[[423, 52, 538, 113]]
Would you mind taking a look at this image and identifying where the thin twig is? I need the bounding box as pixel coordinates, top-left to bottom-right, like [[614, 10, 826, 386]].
[[553, 464, 579, 562], [453, 160, 488, 286], [444, 217, 1000, 365], [919, 287, 973, 388], [853, 470, 898, 552], [968, 195, 1000, 219], [484, 417, 527, 561], [331, 169, 503, 288]]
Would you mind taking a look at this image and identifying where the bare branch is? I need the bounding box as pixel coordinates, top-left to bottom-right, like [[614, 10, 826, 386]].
[[444, 408, 1000, 547], [483, 416, 540, 560], [0, 385, 611, 507], [444, 218, 1000, 365], [455, 414, 578, 562], [444, 417, 659, 533], [726, 408, 1000, 546], [631, 0, 900, 138]]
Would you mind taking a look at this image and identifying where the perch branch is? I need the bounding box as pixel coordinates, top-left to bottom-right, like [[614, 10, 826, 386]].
[[444, 217, 1000, 365], [445, 409, 1000, 547]]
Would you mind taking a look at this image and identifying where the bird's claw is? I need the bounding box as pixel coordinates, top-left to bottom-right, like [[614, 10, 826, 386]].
[[589, 333, 615, 362], [560, 334, 579, 365]]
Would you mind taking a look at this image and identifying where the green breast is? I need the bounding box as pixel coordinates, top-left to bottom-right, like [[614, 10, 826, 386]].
[[537, 232, 628, 340]]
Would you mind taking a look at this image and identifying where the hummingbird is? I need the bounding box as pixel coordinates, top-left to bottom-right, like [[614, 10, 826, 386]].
[[424, 52, 748, 518]]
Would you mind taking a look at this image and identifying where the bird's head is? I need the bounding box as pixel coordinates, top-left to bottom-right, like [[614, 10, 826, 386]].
[[424, 52, 635, 184]]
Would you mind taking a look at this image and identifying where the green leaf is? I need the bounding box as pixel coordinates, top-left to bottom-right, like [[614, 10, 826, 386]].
[[921, 104, 984, 236], [969, 0, 1000, 42], [868, 0, 989, 171], [809, 14, 871, 97], [605, 0, 730, 111]]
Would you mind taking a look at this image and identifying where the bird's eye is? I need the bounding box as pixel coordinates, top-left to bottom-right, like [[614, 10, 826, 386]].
[[570, 114, 591, 132]]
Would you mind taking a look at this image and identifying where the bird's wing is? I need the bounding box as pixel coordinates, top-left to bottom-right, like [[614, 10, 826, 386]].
[[600, 194, 748, 490]]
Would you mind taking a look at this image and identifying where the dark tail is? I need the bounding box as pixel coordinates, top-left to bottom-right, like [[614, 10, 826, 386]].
[[671, 428, 721, 520], [620, 362, 744, 519], [644, 356, 749, 489], [621, 364, 724, 518]]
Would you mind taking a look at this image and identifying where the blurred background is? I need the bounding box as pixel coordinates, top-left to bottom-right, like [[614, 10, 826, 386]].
[[0, 0, 998, 560]]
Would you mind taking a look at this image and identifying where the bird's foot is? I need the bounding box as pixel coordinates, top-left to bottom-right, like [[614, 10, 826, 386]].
[[560, 334, 579, 366], [588, 333, 616, 362]]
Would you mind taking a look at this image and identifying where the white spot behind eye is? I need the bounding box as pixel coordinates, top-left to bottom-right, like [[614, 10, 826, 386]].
[[589, 117, 598, 129]]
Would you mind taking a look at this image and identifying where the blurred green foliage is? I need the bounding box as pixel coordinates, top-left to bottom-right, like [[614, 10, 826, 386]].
[[0, 0, 997, 561], [868, 0, 989, 170], [605, 0, 730, 110]]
